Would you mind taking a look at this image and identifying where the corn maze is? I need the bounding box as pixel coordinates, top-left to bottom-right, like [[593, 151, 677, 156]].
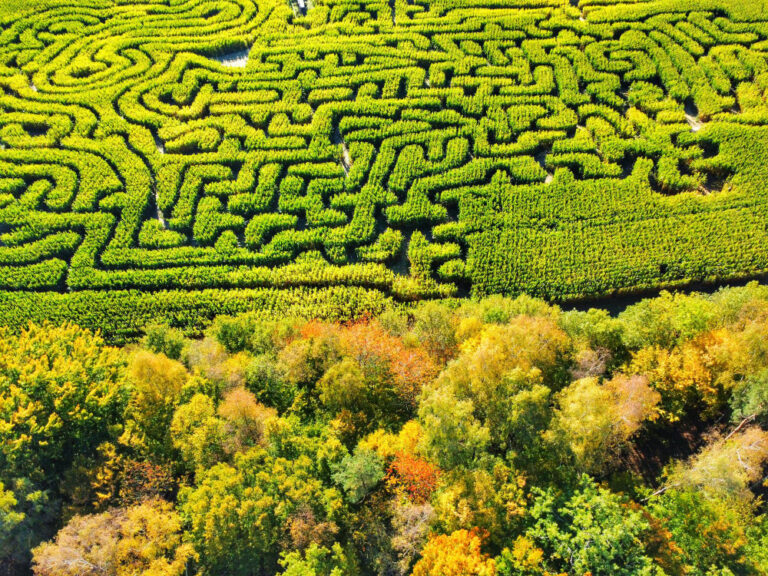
[[1, 0, 768, 331]]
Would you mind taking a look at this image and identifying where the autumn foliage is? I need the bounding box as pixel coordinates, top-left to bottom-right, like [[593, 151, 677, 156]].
[[338, 321, 438, 407], [3, 287, 768, 576], [411, 529, 496, 576], [386, 452, 441, 504]]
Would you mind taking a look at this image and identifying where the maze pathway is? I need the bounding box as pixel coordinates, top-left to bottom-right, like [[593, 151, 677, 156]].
[[1, 0, 768, 319]]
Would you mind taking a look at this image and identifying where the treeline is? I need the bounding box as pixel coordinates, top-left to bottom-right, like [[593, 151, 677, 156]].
[[2, 283, 768, 576]]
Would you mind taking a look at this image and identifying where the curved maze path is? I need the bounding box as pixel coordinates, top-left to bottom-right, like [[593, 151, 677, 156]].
[[1, 0, 768, 328]]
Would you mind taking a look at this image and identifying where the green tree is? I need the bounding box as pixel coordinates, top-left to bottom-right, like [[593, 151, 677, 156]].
[[459, 293, 560, 326], [619, 292, 717, 349], [180, 446, 343, 576], [524, 476, 664, 576], [730, 368, 768, 427], [209, 313, 261, 354], [560, 308, 625, 356], [647, 488, 764, 576], [0, 483, 23, 549], [141, 323, 186, 360], [0, 478, 52, 569], [331, 446, 385, 504], [440, 364, 551, 461], [318, 356, 402, 441], [246, 353, 296, 412], [318, 358, 370, 429], [279, 543, 358, 576], [418, 385, 490, 470]]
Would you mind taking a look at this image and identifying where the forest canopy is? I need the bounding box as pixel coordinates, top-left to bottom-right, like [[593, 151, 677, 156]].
[[2, 282, 768, 576]]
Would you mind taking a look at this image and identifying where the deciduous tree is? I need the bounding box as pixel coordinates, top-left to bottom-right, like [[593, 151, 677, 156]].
[[279, 543, 358, 576], [126, 350, 188, 460], [170, 394, 227, 471], [548, 375, 659, 473], [664, 427, 768, 502], [411, 529, 496, 576], [525, 476, 664, 576], [180, 447, 343, 576], [332, 447, 385, 504], [418, 385, 489, 470], [32, 500, 194, 576]]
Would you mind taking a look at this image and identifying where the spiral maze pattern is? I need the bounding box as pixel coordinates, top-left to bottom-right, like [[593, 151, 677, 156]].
[[1, 0, 768, 307]]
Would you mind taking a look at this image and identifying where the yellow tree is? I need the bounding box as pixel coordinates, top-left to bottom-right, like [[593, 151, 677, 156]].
[[125, 350, 189, 460], [32, 500, 194, 576], [412, 529, 496, 576], [548, 374, 660, 474]]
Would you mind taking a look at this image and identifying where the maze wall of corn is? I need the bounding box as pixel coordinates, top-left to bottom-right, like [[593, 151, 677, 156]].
[[1, 0, 768, 335]]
